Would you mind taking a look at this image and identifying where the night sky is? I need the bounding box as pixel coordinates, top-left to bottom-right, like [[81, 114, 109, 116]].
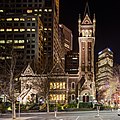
[[59, 0, 120, 64]]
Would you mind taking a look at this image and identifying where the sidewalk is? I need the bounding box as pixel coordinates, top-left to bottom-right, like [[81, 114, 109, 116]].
[[0, 117, 29, 120]]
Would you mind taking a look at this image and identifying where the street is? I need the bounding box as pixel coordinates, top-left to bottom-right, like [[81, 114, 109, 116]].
[[0, 110, 120, 120]]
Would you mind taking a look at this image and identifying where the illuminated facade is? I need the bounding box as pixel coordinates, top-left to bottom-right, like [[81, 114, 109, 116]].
[[96, 48, 113, 103], [0, 0, 45, 73], [0, 0, 62, 74], [78, 12, 96, 102]]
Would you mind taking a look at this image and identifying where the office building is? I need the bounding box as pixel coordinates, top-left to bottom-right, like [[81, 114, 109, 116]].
[[96, 48, 113, 103]]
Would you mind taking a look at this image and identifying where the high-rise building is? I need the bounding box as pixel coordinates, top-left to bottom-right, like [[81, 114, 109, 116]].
[[77, 4, 96, 102], [59, 24, 73, 68], [0, 0, 62, 74], [65, 51, 79, 74], [96, 48, 113, 103], [42, 0, 63, 73]]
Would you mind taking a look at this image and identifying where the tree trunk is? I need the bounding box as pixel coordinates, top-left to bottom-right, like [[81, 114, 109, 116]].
[[12, 101, 16, 119], [47, 97, 49, 113]]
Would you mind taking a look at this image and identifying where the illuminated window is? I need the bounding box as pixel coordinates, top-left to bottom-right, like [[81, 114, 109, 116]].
[[19, 40, 24, 43], [44, 9, 47, 12], [0, 29, 5, 31], [50, 83, 53, 89], [14, 46, 24, 49], [44, 38, 46, 41], [32, 29, 35, 31], [63, 82, 65, 89], [34, 9, 38, 12], [50, 94, 65, 101], [14, 40, 19, 43], [14, 29, 19, 31], [0, 40, 5, 43], [20, 18, 25, 21], [48, 28, 52, 31], [6, 56, 12, 59], [48, 9, 52, 12], [60, 83, 63, 89], [27, 10, 32, 13], [27, 29, 31, 31], [14, 18, 19, 21], [39, 9, 42, 11], [6, 40, 12, 43], [0, 57, 5, 60], [56, 82, 59, 89], [20, 29, 25, 32], [32, 18, 36, 21], [6, 29, 12, 31], [0, 10, 3, 12], [6, 18, 12, 21], [44, 28, 47, 30]]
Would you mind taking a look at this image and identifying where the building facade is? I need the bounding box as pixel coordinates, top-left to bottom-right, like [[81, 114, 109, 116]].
[[96, 48, 113, 104], [65, 51, 79, 74], [77, 12, 96, 103], [0, 0, 63, 74]]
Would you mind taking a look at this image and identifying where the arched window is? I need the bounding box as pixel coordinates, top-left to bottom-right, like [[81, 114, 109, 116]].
[[71, 94, 75, 100], [71, 82, 75, 89]]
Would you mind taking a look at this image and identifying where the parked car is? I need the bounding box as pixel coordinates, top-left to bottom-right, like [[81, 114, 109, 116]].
[[118, 108, 120, 116]]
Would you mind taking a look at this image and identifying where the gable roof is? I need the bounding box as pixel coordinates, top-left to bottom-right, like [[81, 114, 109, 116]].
[[49, 60, 65, 75], [21, 64, 35, 76], [81, 14, 92, 25]]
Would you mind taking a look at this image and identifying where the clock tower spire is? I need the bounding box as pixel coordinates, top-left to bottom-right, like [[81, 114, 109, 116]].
[[78, 2, 96, 103]]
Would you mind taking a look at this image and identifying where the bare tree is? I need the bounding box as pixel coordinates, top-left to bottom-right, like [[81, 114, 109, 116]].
[[0, 48, 31, 119]]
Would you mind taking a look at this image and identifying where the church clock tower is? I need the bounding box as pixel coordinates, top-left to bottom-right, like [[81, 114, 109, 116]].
[[78, 3, 96, 103]]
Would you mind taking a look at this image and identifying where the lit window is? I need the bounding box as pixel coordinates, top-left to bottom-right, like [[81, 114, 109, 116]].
[[39, 9, 42, 11], [6, 18, 12, 21], [6, 56, 12, 59], [32, 18, 36, 21], [6, 29, 12, 31], [0, 40, 5, 43], [0, 29, 5, 31], [48, 9, 52, 12], [27, 10, 32, 13], [14, 29, 19, 31], [0, 57, 5, 60], [6, 40, 12, 43], [20, 29, 25, 32], [27, 18, 31, 21], [14, 40, 19, 43], [0, 10, 3, 12], [14, 46, 24, 49], [44, 28, 47, 30], [44, 38, 46, 41], [14, 18, 19, 21], [32, 29, 35, 31], [63, 82, 65, 89], [27, 29, 31, 31], [48, 28, 52, 31], [44, 9, 47, 12], [34, 9, 38, 12], [20, 18, 25, 21], [39, 14, 41, 17], [19, 40, 24, 43]]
